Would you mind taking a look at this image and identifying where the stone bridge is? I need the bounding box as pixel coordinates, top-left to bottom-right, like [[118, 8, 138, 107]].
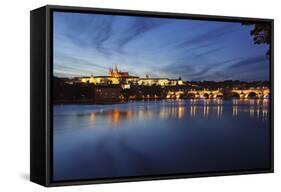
[[166, 88, 270, 99], [231, 89, 270, 99]]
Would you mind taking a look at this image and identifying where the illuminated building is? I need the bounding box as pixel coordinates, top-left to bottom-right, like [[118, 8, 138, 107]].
[[138, 77, 183, 86], [79, 65, 185, 87], [109, 65, 129, 78], [138, 78, 169, 86], [80, 65, 139, 85]]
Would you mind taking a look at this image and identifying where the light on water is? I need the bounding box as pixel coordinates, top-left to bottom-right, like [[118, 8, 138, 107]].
[[53, 99, 270, 181]]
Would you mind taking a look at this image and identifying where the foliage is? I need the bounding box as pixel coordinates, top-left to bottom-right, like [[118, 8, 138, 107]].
[[242, 22, 271, 56]]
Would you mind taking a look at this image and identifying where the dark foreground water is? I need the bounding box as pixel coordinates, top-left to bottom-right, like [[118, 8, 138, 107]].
[[53, 99, 270, 181]]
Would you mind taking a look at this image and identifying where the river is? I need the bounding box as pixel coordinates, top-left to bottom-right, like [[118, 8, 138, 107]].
[[53, 99, 270, 181]]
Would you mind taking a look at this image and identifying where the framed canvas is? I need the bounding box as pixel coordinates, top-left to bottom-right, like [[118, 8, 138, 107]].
[[30, 5, 274, 187]]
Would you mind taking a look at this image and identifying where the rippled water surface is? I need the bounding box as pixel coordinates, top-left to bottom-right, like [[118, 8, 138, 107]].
[[53, 99, 270, 181]]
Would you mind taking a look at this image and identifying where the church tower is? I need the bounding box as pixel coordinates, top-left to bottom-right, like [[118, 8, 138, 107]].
[[114, 65, 118, 73]]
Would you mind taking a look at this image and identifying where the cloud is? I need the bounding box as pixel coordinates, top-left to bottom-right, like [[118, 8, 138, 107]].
[[193, 46, 224, 58], [115, 18, 166, 50], [220, 55, 269, 81], [159, 54, 239, 80], [54, 63, 95, 75], [54, 51, 109, 76], [53, 70, 83, 77], [198, 55, 269, 81], [229, 55, 268, 69], [186, 58, 240, 81], [193, 71, 230, 81], [177, 24, 238, 48], [55, 13, 115, 57]]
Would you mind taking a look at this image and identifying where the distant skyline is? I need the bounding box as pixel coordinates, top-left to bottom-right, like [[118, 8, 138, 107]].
[[53, 11, 269, 81]]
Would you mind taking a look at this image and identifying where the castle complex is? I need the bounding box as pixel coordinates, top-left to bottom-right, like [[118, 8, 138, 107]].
[[80, 65, 184, 88]]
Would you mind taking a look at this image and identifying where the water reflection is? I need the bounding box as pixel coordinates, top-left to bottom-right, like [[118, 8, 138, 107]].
[[232, 99, 269, 120], [190, 99, 197, 118], [53, 99, 270, 181], [203, 100, 209, 118], [83, 99, 269, 128], [217, 99, 223, 118]]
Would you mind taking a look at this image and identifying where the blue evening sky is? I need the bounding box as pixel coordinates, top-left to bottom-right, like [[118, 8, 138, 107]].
[[53, 11, 269, 81]]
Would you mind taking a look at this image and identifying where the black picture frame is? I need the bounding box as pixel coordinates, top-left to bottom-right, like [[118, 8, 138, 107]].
[[30, 5, 274, 187]]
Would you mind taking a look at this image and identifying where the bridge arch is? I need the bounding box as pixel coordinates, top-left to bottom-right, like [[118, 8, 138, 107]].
[[231, 92, 240, 99], [246, 92, 258, 99], [202, 93, 210, 99], [187, 93, 196, 99], [264, 93, 270, 99], [214, 93, 223, 99]]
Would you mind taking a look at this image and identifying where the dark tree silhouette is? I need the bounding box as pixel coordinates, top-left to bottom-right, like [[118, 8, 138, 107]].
[[242, 22, 271, 56]]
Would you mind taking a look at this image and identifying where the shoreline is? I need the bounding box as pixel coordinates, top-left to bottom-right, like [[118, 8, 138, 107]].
[[53, 98, 269, 106]]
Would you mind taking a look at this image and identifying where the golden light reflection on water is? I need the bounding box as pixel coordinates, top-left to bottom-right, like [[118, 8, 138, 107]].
[[203, 100, 209, 118], [232, 99, 269, 120], [86, 99, 269, 127]]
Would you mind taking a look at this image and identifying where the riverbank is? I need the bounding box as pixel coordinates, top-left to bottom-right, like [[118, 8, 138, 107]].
[[53, 97, 269, 105]]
